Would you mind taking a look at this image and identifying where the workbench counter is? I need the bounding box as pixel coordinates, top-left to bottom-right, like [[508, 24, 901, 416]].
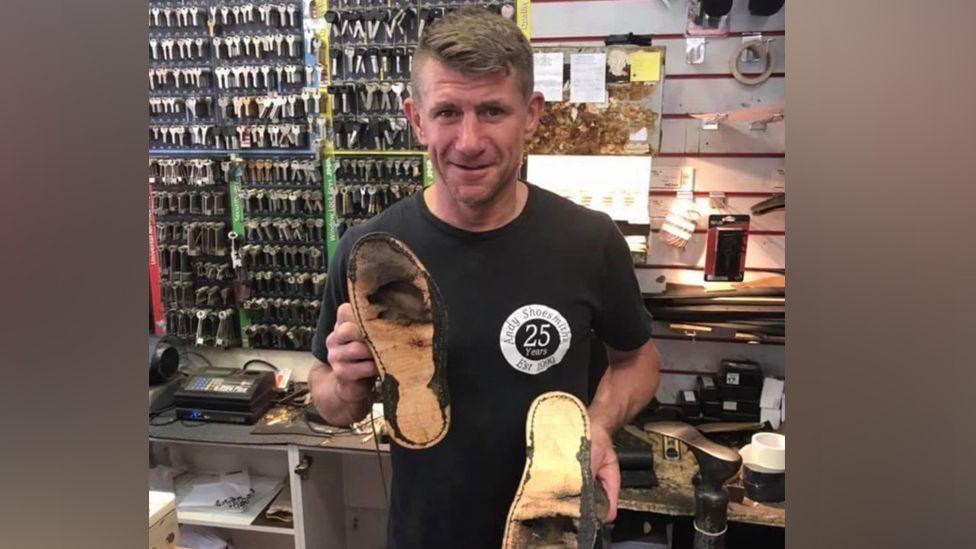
[[150, 412, 784, 529], [619, 486, 785, 528], [149, 409, 389, 455]]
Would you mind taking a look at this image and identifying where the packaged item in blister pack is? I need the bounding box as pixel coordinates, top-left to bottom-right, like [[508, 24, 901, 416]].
[[704, 214, 750, 282]]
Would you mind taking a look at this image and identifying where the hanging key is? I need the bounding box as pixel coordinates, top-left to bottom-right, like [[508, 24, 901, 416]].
[[390, 82, 405, 110], [325, 10, 340, 39], [393, 47, 406, 77], [286, 4, 297, 27], [369, 118, 384, 150], [366, 47, 379, 76], [381, 9, 397, 42], [362, 82, 378, 111], [194, 310, 208, 345], [364, 10, 380, 42], [378, 82, 393, 111], [399, 8, 415, 42], [349, 12, 365, 41]]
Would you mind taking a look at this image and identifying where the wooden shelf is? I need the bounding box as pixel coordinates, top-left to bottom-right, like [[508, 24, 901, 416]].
[[178, 516, 294, 536], [651, 333, 784, 346]]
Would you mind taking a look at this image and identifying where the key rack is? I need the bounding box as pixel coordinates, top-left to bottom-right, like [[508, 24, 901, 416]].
[[149, 158, 241, 347], [149, 1, 329, 350], [149, 1, 529, 350], [150, 153, 329, 351], [231, 156, 328, 351], [148, 0, 324, 154]]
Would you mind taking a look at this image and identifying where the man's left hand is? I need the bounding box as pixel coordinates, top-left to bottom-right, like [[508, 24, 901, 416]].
[[589, 423, 619, 523]]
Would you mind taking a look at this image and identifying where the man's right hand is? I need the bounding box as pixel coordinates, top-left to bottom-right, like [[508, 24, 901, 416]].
[[323, 302, 379, 405]]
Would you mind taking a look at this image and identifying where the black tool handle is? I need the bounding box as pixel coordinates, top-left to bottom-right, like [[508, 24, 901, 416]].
[[616, 447, 653, 470], [693, 486, 729, 549]]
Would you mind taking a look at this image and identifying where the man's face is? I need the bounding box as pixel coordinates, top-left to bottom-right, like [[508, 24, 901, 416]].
[[404, 60, 544, 208]]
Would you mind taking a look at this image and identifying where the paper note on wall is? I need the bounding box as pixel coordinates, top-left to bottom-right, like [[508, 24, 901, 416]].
[[629, 128, 648, 142], [629, 51, 662, 82], [533, 52, 565, 102], [569, 53, 607, 103], [650, 166, 682, 190], [526, 155, 652, 224]]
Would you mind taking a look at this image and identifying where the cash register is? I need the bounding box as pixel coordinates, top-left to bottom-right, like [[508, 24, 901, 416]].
[[173, 369, 276, 424]]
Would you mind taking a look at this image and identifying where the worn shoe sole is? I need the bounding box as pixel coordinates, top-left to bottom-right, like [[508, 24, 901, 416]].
[[347, 233, 449, 449], [503, 391, 604, 549]]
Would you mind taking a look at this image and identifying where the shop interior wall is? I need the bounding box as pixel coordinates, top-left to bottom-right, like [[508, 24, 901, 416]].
[[194, 0, 787, 404]]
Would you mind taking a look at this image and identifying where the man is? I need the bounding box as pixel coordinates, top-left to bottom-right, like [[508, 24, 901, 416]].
[[309, 7, 661, 548]]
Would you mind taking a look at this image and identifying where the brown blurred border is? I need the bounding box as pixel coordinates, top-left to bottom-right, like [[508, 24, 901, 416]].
[[0, 1, 147, 547], [2, 1, 975, 548], [788, 1, 975, 548]]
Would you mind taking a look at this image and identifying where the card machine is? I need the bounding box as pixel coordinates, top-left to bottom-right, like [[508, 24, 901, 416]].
[[174, 370, 276, 425]]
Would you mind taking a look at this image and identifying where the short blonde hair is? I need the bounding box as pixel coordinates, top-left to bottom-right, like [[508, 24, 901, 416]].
[[412, 6, 534, 102]]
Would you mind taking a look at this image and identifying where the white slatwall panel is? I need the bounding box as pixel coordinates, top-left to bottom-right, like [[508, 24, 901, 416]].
[[651, 157, 785, 192], [647, 234, 785, 269], [648, 195, 786, 231], [636, 267, 780, 294], [663, 77, 785, 114], [530, 0, 786, 39], [660, 35, 786, 75], [660, 118, 786, 153]]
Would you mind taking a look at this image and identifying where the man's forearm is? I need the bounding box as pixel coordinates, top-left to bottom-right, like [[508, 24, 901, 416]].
[[308, 360, 371, 426], [588, 340, 661, 433]]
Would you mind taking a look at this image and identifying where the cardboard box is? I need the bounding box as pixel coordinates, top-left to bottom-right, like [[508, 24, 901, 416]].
[[702, 401, 723, 418], [697, 375, 719, 401], [720, 399, 760, 416], [720, 359, 764, 387], [718, 359, 764, 400], [761, 407, 782, 429], [721, 410, 762, 422], [149, 491, 178, 549], [718, 383, 762, 401]]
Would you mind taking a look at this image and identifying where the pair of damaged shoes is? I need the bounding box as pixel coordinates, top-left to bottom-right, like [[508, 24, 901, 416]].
[[348, 233, 608, 548]]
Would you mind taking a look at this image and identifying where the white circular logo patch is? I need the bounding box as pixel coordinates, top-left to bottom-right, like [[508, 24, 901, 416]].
[[499, 304, 572, 375]]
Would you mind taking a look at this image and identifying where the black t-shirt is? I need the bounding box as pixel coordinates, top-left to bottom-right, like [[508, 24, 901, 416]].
[[311, 183, 653, 549]]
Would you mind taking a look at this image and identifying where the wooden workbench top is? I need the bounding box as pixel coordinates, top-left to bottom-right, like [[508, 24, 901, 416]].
[[619, 486, 785, 528]]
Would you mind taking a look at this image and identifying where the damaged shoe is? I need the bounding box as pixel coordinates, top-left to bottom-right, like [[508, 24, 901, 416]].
[[503, 391, 607, 548], [347, 233, 450, 449]]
